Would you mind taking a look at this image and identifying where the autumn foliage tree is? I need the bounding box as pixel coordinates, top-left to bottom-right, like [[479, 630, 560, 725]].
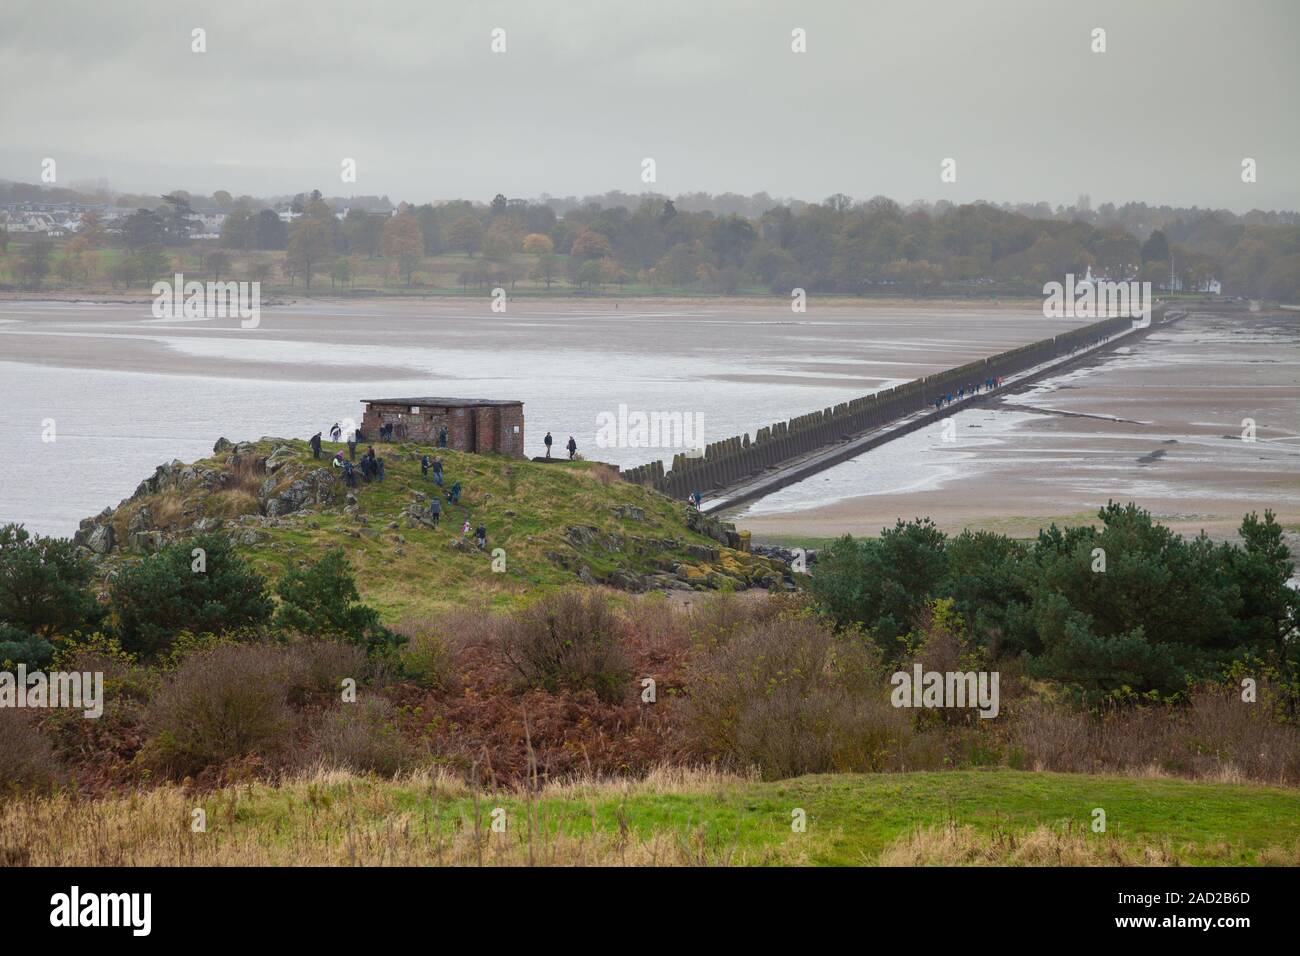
[[447, 215, 484, 256], [522, 233, 554, 255], [570, 229, 613, 261], [381, 213, 425, 285], [286, 218, 333, 290]]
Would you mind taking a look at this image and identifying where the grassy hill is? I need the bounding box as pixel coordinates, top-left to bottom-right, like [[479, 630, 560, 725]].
[[8, 768, 1298, 866], [74, 436, 785, 620]]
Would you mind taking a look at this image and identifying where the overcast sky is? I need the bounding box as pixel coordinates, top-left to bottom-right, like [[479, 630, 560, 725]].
[[2, 0, 1296, 211]]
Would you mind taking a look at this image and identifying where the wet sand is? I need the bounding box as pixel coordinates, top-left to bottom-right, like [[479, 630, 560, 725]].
[[0, 296, 1078, 384], [735, 312, 1300, 543]]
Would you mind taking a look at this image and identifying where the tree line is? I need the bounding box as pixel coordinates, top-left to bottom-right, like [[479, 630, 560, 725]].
[[4, 186, 1299, 299]]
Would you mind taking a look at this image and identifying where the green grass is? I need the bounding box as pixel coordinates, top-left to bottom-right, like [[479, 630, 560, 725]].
[[204, 769, 1300, 866], [746, 533, 845, 549]]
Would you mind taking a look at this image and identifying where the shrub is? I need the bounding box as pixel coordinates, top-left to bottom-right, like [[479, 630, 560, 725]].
[[686, 591, 789, 648], [0, 709, 63, 795], [400, 630, 455, 690], [109, 533, 273, 658], [282, 640, 368, 705], [810, 519, 948, 648], [500, 589, 631, 703], [685, 613, 910, 778], [0, 523, 101, 640], [304, 697, 419, 777], [274, 550, 400, 657], [1008, 684, 1300, 785], [0, 626, 54, 669], [812, 505, 1300, 697], [136, 643, 296, 779]]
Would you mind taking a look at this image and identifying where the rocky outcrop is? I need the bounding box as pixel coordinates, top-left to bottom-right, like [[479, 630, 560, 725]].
[[127, 530, 163, 552], [84, 523, 115, 554], [552, 523, 781, 594], [685, 508, 747, 551], [565, 525, 623, 552], [72, 437, 345, 559], [131, 459, 230, 501], [260, 468, 336, 517], [752, 545, 817, 570], [127, 506, 153, 535]]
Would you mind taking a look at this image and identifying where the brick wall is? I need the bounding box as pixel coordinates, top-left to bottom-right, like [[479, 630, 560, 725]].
[[498, 405, 525, 456], [360, 402, 524, 457]]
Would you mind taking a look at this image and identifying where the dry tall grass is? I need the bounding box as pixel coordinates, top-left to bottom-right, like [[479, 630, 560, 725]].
[[1010, 687, 1300, 786], [878, 821, 1300, 867], [0, 766, 796, 867]]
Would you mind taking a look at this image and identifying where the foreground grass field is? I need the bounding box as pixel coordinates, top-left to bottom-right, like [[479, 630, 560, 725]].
[[5, 769, 1298, 866]]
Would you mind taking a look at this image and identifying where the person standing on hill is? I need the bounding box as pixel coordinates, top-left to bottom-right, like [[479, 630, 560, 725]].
[[566, 436, 577, 460], [429, 495, 441, 526], [347, 437, 357, 461], [432, 456, 444, 487], [544, 431, 553, 458], [421, 454, 430, 478], [309, 432, 322, 459], [475, 524, 487, 549], [330, 422, 342, 442], [437, 426, 448, 448]]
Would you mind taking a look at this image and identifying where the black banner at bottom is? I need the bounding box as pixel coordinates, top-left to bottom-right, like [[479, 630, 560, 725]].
[[0, 865, 1285, 941]]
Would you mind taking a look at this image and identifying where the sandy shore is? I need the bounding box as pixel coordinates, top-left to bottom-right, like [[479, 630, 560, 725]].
[[735, 311, 1300, 543]]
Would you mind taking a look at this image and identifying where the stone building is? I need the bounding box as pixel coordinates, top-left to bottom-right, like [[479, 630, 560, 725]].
[[359, 397, 525, 456]]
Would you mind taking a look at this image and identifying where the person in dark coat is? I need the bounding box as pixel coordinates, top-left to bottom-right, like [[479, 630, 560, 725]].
[[376, 457, 385, 481], [347, 438, 357, 461], [343, 460, 356, 487], [429, 496, 441, 525], [437, 427, 447, 448], [544, 431, 553, 458], [310, 432, 322, 459], [447, 481, 461, 505], [432, 456, 444, 487], [566, 436, 577, 460], [475, 524, 486, 549], [421, 454, 430, 477]]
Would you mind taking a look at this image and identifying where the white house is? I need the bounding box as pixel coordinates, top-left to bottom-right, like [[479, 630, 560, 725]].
[[1167, 272, 1222, 294]]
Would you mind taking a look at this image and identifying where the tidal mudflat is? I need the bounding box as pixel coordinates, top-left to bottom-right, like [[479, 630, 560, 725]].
[[736, 311, 1300, 544]]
